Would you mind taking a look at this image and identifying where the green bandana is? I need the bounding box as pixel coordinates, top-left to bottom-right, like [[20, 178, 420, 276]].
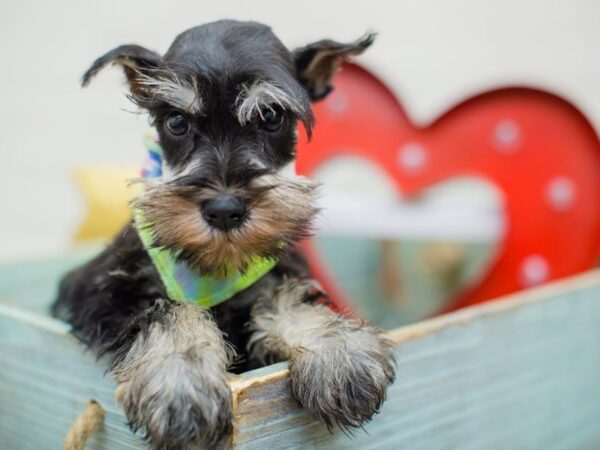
[[135, 131, 277, 308]]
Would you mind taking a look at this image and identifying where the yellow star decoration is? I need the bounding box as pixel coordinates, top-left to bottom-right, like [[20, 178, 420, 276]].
[[74, 165, 141, 243]]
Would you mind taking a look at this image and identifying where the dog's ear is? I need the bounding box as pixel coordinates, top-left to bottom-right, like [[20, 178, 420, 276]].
[[293, 33, 375, 101], [81, 44, 163, 95]]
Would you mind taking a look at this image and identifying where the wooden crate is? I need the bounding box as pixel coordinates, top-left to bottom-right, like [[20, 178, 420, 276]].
[[1, 251, 600, 449]]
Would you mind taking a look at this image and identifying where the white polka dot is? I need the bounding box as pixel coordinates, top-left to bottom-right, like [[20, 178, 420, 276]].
[[520, 255, 549, 287], [493, 119, 521, 152], [327, 93, 349, 115], [398, 142, 427, 172], [546, 176, 576, 212]]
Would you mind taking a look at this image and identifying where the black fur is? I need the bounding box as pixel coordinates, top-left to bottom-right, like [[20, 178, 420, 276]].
[[53, 20, 391, 449], [52, 223, 307, 373]]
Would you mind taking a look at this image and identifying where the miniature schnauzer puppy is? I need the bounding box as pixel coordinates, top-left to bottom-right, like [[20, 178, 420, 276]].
[[53, 20, 395, 449]]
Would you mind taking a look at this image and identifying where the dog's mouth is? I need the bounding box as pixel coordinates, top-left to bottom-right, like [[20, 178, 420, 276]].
[[133, 173, 319, 276]]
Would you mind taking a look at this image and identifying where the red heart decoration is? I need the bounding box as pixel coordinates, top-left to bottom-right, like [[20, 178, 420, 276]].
[[297, 64, 600, 315]]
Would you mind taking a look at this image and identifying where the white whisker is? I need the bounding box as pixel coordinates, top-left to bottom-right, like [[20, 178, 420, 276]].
[[137, 71, 202, 114], [235, 80, 303, 125]]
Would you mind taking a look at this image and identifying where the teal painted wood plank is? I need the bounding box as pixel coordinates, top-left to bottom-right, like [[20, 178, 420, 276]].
[[0, 305, 144, 449], [0, 245, 99, 315], [2, 251, 600, 449], [230, 271, 600, 450]]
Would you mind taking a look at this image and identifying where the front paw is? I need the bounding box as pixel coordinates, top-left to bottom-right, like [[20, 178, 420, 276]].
[[115, 348, 232, 450], [289, 326, 395, 431]]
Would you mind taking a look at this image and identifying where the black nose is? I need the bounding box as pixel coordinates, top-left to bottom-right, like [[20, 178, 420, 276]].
[[201, 195, 247, 231]]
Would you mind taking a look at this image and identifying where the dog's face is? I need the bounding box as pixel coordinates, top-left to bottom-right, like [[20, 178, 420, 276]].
[[84, 20, 373, 276]]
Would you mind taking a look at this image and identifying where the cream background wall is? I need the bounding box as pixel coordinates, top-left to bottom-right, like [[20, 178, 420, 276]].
[[0, 0, 598, 260]]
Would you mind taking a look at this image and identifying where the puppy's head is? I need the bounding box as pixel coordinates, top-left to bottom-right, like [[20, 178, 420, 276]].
[[84, 20, 374, 276]]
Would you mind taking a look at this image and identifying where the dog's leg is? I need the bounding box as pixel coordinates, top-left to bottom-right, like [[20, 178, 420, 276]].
[[248, 279, 395, 430], [112, 300, 233, 449]]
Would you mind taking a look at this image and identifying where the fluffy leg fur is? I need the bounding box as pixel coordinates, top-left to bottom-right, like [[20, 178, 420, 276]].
[[113, 300, 233, 450], [52, 226, 234, 449], [248, 279, 396, 431]]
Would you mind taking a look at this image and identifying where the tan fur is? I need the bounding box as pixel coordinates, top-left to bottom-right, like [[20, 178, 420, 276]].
[[136, 71, 202, 114], [248, 279, 395, 430], [235, 80, 304, 125], [133, 173, 319, 277], [248, 279, 392, 360], [295, 33, 374, 99], [112, 302, 233, 448]]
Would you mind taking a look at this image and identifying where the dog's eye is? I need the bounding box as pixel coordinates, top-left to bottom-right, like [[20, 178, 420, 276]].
[[165, 112, 189, 136], [259, 108, 285, 132]]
